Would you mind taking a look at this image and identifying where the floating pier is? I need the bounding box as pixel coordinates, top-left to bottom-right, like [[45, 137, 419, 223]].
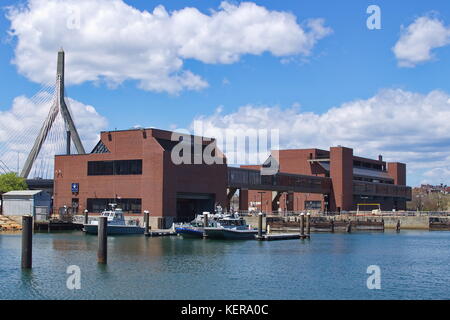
[[255, 212, 310, 241], [145, 229, 177, 237], [256, 233, 309, 241], [267, 216, 385, 233], [34, 221, 83, 232]]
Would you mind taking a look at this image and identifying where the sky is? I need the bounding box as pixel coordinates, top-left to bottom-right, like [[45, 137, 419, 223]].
[[0, 0, 450, 186]]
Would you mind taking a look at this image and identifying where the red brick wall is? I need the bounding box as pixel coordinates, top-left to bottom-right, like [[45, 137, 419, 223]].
[[330, 146, 354, 211], [54, 129, 227, 221], [245, 190, 324, 212], [277, 149, 328, 176], [387, 162, 407, 186]]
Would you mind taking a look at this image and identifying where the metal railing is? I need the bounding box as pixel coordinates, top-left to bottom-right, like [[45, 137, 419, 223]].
[[237, 209, 450, 217], [227, 167, 331, 194]]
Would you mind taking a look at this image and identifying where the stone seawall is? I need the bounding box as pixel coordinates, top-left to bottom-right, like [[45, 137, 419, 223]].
[[247, 214, 450, 231], [333, 214, 437, 230]]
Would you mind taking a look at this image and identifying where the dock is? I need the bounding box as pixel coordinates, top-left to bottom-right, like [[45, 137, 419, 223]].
[[256, 233, 310, 241], [144, 229, 177, 237], [34, 221, 83, 232]]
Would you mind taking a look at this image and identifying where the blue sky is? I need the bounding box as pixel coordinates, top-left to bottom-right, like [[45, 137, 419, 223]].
[[1, 0, 450, 186]]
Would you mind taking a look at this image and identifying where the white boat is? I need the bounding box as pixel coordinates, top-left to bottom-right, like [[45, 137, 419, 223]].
[[83, 204, 144, 235], [175, 212, 222, 238]]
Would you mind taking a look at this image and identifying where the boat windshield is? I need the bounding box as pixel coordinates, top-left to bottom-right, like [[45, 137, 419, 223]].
[[101, 210, 124, 221], [218, 219, 246, 227]]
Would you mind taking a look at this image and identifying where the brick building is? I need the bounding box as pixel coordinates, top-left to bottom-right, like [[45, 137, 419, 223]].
[[54, 128, 228, 228], [241, 146, 410, 213], [54, 129, 411, 227]]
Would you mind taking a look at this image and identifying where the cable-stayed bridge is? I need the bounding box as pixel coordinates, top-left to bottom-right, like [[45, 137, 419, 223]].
[[0, 50, 85, 183]]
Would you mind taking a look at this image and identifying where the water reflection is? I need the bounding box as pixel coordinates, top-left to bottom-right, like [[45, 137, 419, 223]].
[[2, 230, 450, 299]]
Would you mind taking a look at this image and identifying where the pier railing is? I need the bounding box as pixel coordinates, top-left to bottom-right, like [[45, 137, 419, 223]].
[[236, 210, 450, 217]]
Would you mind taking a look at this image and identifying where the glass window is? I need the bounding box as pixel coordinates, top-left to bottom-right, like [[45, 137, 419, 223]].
[[305, 201, 322, 210], [87, 198, 142, 213], [87, 160, 142, 176]]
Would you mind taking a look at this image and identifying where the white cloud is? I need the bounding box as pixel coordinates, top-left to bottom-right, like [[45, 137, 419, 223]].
[[0, 92, 107, 177], [193, 89, 450, 185], [393, 16, 450, 67], [6, 0, 332, 94], [423, 167, 450, 184]]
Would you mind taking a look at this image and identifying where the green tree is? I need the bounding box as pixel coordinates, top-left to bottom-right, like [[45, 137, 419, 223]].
[[0, 173, 28, 193]]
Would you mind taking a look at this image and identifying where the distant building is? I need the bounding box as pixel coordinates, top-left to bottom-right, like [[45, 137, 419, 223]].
[[53, 129, 412, 228], [241, 147, 411, 212], [417, 184, 449, 194]]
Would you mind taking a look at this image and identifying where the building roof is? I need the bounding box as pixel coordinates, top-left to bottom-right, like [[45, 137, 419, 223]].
[[3, 190, 43, 196], [318, 162, 393, 180]]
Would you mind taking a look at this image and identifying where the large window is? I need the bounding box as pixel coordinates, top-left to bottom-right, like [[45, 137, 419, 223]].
[[87, 160, 142, 176], [87, 198, 142, 213], [305, 201, 322, 210]]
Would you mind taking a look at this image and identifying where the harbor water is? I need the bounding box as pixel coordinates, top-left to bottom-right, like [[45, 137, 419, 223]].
[[1, 230, 449, 300]]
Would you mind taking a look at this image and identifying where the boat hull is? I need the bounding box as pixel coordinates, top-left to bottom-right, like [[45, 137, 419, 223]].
[[83, 224, 145, 235], [175, 226, 204, 238], [204, 228, 258, 240]]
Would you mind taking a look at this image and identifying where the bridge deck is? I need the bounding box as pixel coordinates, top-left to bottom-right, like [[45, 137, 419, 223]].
[[227, 167, 331, 194]]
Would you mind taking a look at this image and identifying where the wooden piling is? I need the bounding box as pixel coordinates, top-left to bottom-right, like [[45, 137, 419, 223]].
[[84, 209, 89, 225], [203, 212, 209, 238], [300, 213, 305, 238], [258, 212, 263, 238], [21, 215, 33, 269], [346, 221, 352, 233], [144, 210, 150, 236], [396, 220, 401, 232], [98, 216, 107, 264], [330, 219, 335, 233], [306, 212, 311, 237]]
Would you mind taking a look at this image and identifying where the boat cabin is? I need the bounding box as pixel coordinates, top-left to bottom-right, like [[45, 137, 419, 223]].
[[217, 218, 247, 227]]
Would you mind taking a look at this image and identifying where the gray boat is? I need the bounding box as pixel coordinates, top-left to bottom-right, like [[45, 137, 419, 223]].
[[204, 213, 259, 240], [83, 205, 144, 235], [175, 212, 221, 238]]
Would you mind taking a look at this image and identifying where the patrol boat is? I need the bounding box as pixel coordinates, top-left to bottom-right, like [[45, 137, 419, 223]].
[[175, 212, 220, 238], [83, 204, 145, 235], [203, 213, 259, 240]]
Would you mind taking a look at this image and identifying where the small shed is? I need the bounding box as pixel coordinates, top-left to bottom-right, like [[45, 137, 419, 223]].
[[2, 190, 51, 220]]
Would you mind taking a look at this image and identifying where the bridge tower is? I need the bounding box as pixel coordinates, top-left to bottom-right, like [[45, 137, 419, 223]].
[[20, 49, 86, 178]]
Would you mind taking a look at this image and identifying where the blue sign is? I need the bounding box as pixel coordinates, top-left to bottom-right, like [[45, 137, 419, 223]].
[[71, 183, 79, 193]]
